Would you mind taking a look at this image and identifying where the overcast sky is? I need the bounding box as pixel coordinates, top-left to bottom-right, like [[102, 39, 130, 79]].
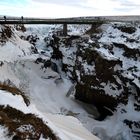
[[0, 0, 140, 18]]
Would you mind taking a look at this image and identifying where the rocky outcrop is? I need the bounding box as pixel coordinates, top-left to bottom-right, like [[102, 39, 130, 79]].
[[0, 106, 58, 140], [0, 25, 13, 45], [124, 120, 140, 140], [14, 24, 26, 32], [75, 82, 117, 120], [56, 22, 140, 127], [113, 42, 140, 60], [23, 22, 139, 139], [35, 57, 58, 73], [114, 24, 136, 34], [26, 34, 39, 46]]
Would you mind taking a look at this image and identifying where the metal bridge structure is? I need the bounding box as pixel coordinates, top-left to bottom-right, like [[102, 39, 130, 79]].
[[0, 17, 105, 36]]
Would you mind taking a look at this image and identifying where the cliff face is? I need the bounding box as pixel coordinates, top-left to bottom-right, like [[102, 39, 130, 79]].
[[41, 22, 139, 139], [0, 24, 100, 140]]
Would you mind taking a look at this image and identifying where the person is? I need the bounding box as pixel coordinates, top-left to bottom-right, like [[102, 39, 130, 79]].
[[3, 16, 6, 21], [21, 16, 23, 21]]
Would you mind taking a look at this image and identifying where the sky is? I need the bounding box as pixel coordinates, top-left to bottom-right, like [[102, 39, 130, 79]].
[[0, 0, 140, 18]]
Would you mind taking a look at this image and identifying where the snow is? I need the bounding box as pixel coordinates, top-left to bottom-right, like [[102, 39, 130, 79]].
[[88, 98, 139, 140], [18, 58, 98, 128], [0, 24, 101, 140], [103, 81, 123, 97], [83, 61, 95, 75], [0, 22, 139, 140], [0, 90, 28, 112], [68, 25, 91, 35], [23, 25, 61, 50], [97, 23, 140, 98], [46, 114, 99, 140], [95, 47, 118, 60], [0, 27, 32, 62], [90, 97, 140, 140], [88, 22, 140, 140], [60, 46, 77, 66], [23, 24, 140, 140], [0, 126, 10, 140], [0, 90, 99, 140], [39, 135, 49, 140], [17, 125, 35, 135], [133, 78, 140, 88], [0, 41, 30, 62], [118, 96, 140, 121], [100, 23, 140, 49], [0, 62, 20, 86]]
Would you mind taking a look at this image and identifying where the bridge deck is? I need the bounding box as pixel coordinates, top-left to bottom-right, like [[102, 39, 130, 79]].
[[0, 18, 105, 24]]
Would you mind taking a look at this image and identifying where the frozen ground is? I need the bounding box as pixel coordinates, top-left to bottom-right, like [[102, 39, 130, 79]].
[[0, 21, 139, 140], [0, 24, 99, 140]]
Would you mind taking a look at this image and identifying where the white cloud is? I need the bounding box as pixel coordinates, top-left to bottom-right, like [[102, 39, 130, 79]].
[[31, 0, 86, 5], [0, 0, 140, 18]]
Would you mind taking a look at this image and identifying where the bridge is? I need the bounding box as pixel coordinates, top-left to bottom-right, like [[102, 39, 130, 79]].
[[0, 17, 105, 36]]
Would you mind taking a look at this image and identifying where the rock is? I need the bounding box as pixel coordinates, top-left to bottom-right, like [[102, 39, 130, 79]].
[[115, 25, 136, 34], [124, 120, 140, 139], [52, 34, 60, 45], [62, 63, 68, 72], [35, 57, 44, 64], [12, 135, 21, 140], [31, 46, 38, 54], [51, 47, 63, 60], [14, 24, 26, 32], [75, 83, 118, 120], [113, 42, 140, 60], [44, 60, 51, 68], [26, 35, 39, 46], [0, 61, 4, 66], [51, 62, 58, 72], [0, 25, 12, 44]]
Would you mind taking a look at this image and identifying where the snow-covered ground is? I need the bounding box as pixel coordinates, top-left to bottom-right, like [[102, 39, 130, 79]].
[[0, 90, 99, 140], [0, 21, 139, 140], [0, 24, 100, 140]]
